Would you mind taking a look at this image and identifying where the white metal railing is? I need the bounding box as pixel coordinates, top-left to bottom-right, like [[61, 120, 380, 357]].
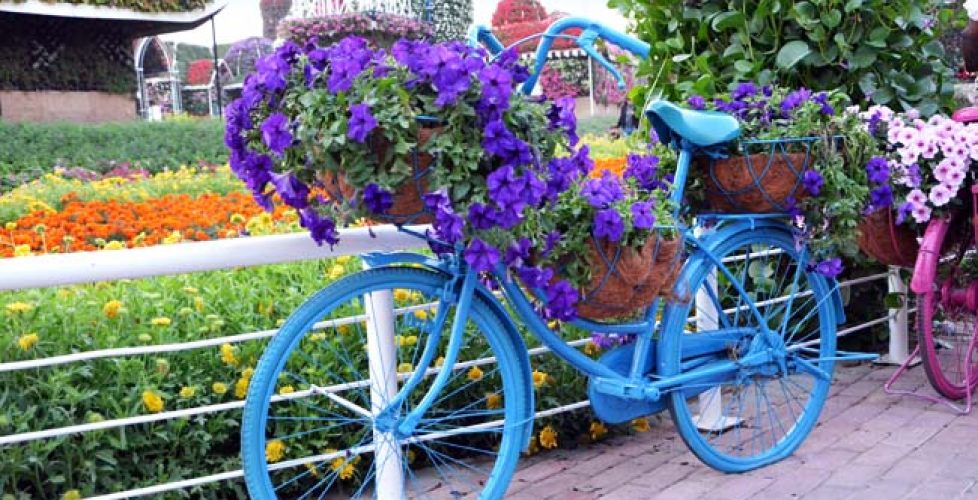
[[0, 226, 903, 498]]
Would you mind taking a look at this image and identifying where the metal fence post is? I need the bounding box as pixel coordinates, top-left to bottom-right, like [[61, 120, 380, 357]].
[[363, 263, 404, 499]]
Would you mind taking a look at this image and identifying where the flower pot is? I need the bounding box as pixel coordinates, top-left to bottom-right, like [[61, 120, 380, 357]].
[[320, 127, 439, 225], [575, 235, 684, 320], [700, 152, 809, 213], [857, 209, 919, 268]]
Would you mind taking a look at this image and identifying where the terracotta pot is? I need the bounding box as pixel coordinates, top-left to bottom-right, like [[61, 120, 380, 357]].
[[575, 235, 684, 320], [700, 152, 809, 213], [320, 127, 439, 225], [857, 209, 919, 268]]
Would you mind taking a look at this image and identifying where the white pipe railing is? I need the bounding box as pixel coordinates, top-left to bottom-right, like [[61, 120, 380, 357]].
[[0, 226, 904, 498]]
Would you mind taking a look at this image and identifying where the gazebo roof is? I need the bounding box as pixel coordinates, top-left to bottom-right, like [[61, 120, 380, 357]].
[[0, 0, 228, 36]]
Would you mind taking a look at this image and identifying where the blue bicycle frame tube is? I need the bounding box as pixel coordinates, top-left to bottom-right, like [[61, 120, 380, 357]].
[[466, 24, 505, 55]]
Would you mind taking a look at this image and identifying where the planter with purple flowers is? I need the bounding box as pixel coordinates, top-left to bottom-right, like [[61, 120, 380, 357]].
[[686, 83, 882, 277]]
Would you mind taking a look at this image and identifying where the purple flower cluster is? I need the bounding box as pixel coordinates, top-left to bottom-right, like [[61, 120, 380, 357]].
[[864, 156, 893, 214]]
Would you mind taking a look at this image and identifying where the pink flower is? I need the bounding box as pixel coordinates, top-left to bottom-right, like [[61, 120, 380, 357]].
[[934, 161, 953, 183], [907, 189, 927, 205], [929, 184, 953, 207], [897, 127, 918, 145], [912, 204, 933, 224], [945, 168, 966, 188]]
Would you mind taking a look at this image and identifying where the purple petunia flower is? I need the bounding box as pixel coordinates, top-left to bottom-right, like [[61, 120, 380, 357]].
[[299, 208, 339, 247], [504, 237, 532, 267], [593, 208, 625, 242], [785, 196, 803, 218], [812, 92, 834, 115], [732, 82, 758, 100], [545, 280, 579, 321], [624, 153, 661, 191], [781, 88, 812, 117], [467, 202, 497, 230], [464, 238, 500, 273], [865, 157, 890, 185], [631, 202, 656, 229], [687, 95, 706, 110], [869, 185, 893, 209], [479, 64, 512, 105], [434, 206, 465, 243], [814, 257, 843, 279], [270, 172, 310, 209], [802, 170, 824, 197], [895, 201, 914, 225], [487, 165, 526, 205], [519, 265, 555, 289], [581, 172, 625, 207], [260, 113, 292, 156], [362, 184, 393, 214], [347, 104, 377, 143], [548, 97, 579, 146]]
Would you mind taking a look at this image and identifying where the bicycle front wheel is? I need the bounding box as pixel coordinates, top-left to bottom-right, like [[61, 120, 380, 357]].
[[658, 226, 837, 472], [242, 267, 532, 499], [916, 217, 978, 400]]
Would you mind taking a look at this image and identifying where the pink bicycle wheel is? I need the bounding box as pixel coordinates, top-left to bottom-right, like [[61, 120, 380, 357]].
[[916, 216, 978, 400]]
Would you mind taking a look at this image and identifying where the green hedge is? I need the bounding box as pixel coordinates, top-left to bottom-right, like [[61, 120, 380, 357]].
[[0, 119, 227, 183]]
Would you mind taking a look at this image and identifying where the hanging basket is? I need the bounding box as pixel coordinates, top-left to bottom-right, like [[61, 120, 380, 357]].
[[857, 209, 919, 268], [698, 138, 819, 214], [574, 235, 684, 320], [320, 127, 440, 225]]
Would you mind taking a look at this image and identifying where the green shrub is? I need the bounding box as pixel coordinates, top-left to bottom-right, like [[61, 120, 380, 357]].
[[0, 119, 227, 186], [611, 0, 964, 114]]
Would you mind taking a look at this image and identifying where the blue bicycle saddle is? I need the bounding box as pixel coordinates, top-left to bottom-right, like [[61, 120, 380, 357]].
[[646, 100, 741, 147]]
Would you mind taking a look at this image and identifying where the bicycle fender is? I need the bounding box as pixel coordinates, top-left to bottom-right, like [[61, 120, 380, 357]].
[[910, 217, 950, 295]]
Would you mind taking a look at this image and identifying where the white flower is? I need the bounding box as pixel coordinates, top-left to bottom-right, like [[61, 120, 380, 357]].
[[945, 168, 966, 188], [967, 0, 978, 21], [905, 109, 921, 120], [897, 127, 918, 145], [929, 184, 954, 207], [912, 204, 933, 224], [907, 189, 928, 206]]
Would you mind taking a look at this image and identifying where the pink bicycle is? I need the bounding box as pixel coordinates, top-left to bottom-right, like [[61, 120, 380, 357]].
[[887, 110, 978, 413]]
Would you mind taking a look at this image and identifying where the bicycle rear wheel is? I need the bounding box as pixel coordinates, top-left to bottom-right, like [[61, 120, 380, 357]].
[[917, 218, 978, 400], [659, 226, 837, 472], [241, 267, 532, 499]]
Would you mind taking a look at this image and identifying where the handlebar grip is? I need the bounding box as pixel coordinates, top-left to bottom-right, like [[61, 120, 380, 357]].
[[577, 28, 626, 90]]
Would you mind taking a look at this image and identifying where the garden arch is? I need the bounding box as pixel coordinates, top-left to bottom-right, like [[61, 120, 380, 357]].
[[135, 36, 182, 118]]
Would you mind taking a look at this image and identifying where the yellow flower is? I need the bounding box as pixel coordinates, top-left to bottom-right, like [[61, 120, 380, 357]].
[[241, 367, 255, 379], [309, 332, 326, 342], [328, 264, 345, 280], [394, 289, 410, 301], [589, 421, 608, 441], [305, 462, 320, 478], [329, 453, 360, 480], [103, 300, 123, 319], [532, 370, 550, 389], [486, 393, 502, 409], [4, 222, 15, 231], [434, 356, 445, 367], [583, 342, 601, 356], [235, 376, 250, 399], [524, 436, 540, 455], [150, 317, 172, 327], [142, 390, 164, 413], [336, 255, 352, 265], [337, 324, 351, 335], [414, 309, 428, 320], [183, 286, 199, 295], [17, 333, 39, 351], [220, 343, 238, 366], [539, 426, 558, 449], [265, 439, 286, 463], [103, 240, 126, 251], [279, 385, 295, 395], [229, 213, 246, 224], [179, 386, 196, 399], [61, 490, 82, 500], [5, 302, 33, 314], [162, 230, 183, 245], [397, 362, 413, 373], [13, 244, 32, 257], [547, 320, 559, 330], [403, 335, 418, 346], [467, 366, 483, 382], [194, 296, 205, 312], [631, 417, 651, 433], [212, 382, 228, 395]]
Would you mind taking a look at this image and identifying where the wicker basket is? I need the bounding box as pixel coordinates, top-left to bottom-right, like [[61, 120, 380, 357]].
[[700, 152, 810, 213], [575, 235, 684, 320], [858, 209, 919, 268], [320, 127, 439, 225]]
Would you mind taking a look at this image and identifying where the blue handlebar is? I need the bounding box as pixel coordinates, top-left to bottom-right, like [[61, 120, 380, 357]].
[[467, 17, 650, 96], [520, 17, 650, 95]]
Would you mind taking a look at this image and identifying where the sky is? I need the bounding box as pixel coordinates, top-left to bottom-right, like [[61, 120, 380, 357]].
[[161, 0, 627, 47]]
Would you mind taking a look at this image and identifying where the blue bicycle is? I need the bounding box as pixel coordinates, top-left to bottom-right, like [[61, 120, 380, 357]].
[[241, 18, 866, 499]]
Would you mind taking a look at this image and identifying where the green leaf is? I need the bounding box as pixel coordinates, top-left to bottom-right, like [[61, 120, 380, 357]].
[[734, 59, 754, 73], [820, 10, 842, 29], [849, 45, 877, 69], [844, 0, 864, 13], [712, 11, 745, 31], [776, 41, 813, 69]]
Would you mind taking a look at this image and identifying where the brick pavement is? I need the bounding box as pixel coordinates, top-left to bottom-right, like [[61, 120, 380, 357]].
[[504, 362, 978, 499]]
